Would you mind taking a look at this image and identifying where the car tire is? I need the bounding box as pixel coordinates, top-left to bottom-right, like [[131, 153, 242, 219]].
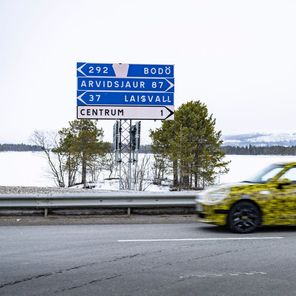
[[228, 201, 261, 233]]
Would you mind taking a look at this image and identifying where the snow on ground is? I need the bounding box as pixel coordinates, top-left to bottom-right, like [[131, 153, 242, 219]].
[[0, 152, 55, 187], [1, 152, 296, 190]]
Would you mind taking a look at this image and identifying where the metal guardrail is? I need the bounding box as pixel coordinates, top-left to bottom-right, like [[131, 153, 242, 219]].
[[0, 191, 198, 216]]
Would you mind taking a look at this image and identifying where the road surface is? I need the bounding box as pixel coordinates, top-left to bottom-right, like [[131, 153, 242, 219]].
[[0, 221, 295, 295]]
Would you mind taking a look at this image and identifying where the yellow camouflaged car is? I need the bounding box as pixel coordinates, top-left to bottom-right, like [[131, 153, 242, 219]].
[[196, 162, 296, 233]]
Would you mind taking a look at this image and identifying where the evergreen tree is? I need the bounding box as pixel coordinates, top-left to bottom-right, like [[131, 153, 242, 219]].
[[55, 119, 110, 188], [150, 101, 229, 189], [150, 121, 174, 184]]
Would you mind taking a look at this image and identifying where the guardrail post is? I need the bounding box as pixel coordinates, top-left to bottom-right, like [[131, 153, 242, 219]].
[[44, 208, 48, 217], [127, 207, 131, 216]]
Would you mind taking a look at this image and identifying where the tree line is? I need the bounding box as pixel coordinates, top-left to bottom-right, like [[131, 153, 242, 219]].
[[3, 143, 296, 156], [222, 145, 296, 155], [25, 100, 229, 190], [5, 100, 296, 191], [11, 100, 296, 191], [0, 144, 42, 152], [0, 142, 152, 153]]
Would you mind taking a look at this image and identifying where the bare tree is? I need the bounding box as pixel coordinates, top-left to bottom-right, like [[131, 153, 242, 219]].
[[31, 130, 65, 187], [103, 152, 117, 179], [152, 154, 172, 185], [134, 154, 153, 191]]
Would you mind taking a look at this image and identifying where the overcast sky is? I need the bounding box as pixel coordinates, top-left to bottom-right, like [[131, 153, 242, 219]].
[[1, 0, 296, 144]]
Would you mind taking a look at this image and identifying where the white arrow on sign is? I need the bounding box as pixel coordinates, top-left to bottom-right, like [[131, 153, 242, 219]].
[[77, 106, 174, 120]]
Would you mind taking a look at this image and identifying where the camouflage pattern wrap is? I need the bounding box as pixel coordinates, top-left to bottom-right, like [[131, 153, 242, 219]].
[[196, 162, 296, 227]]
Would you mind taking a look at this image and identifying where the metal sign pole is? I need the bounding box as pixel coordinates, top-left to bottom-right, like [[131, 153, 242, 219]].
[[128, 120, 132, 190], [116, 120, 132, 190], [118, 120, 122, 190]]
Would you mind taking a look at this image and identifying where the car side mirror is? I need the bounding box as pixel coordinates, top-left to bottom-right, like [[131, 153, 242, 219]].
[[277, 178, 292, 189]]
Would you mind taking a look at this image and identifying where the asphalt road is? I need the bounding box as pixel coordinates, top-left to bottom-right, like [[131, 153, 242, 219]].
[[0, 221, 296, 296]]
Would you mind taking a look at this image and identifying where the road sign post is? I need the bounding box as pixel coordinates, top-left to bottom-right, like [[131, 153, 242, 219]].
[[76, 62, 175, 190]]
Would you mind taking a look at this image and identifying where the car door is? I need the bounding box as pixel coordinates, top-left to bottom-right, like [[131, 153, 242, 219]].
[[274, 166, 296, 224]]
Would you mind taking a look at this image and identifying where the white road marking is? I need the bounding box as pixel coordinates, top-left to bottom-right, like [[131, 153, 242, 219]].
[[179, 271, 267, 279], [118, 237, 283, 243]]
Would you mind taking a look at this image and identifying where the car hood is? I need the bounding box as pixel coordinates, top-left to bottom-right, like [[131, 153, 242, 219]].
[[196, 182, 259, 201], [202, 182, 254, 193]]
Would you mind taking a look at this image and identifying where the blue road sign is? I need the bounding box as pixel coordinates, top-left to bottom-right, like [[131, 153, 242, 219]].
[[77, 77, 174, 92], [77, 63, 174, 78], [76, 63, 175, 119], [77, 91, 174, 106]]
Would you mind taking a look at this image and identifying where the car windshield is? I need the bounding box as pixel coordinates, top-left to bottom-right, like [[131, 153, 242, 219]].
[[243, 164, 284, 183]]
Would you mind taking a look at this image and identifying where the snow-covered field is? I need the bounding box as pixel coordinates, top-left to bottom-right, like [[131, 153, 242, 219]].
[[1, 152, 296, 189], [220, 154, 296, 183], [0, 152, 55, 187]]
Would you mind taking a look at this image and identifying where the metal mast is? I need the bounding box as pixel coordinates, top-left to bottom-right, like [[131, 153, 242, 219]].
[[113, 120, 141, 190]]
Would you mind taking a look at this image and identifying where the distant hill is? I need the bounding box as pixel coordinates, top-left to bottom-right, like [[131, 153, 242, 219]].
[[222, 133, 296, 147]]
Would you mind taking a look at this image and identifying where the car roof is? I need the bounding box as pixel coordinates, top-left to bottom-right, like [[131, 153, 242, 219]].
[[274, 161, 296, 166]]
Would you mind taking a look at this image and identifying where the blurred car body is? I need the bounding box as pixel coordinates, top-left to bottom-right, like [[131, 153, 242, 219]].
[[196, 162, 296, 233]]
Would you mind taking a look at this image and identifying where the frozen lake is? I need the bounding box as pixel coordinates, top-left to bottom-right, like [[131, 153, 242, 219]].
[[0, 152, 296, 188]]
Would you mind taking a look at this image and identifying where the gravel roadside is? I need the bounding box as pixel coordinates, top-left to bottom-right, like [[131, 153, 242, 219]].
[[0, 186, 114, 194], [0, 214, 198, 226]]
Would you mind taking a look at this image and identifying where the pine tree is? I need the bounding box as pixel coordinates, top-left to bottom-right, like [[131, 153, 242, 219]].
[[150, 121, 173, 185], [55, 119, 110, 188], [150, 101, 229, 189]]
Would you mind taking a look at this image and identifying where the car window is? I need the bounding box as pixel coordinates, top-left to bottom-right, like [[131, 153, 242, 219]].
[[279, 167, 296, 183], [245, 164, 284, 183], [261, 167, 283, 182]]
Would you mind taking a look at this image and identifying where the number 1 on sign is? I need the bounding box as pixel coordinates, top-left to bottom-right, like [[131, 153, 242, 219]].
[[161, 110, 163, 116]]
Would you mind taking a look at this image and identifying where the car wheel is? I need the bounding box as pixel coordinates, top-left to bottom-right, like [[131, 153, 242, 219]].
[[228, 201, 261, 233]]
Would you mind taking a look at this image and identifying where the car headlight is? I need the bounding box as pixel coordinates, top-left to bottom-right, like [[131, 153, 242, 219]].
[[206, 188, 230, 204]]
